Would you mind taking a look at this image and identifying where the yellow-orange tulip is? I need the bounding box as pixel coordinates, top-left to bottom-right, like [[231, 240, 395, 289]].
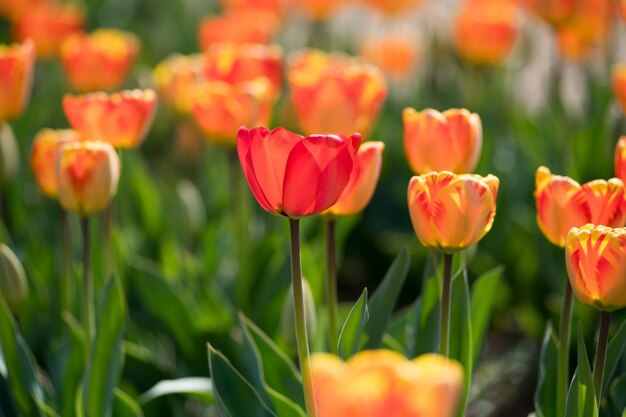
[[190, 78, 274, 146], [565, 224, 626, 311], [612, 65, 626, 114], [153, 53, 203, 114], [615, 137, 626, 184], [554, 0, 612, 62], [522, 0, 577, 27], [60, 28, 140, 92], [359, 0, 423, 16], [408, 171, 499, 253], [453, 0, 520, 66], [403, 108, 482, 175], [288, 49, 387, 138], [311, 350, 463, 417], [30, 128, 80, 198], [63, 89, 157, 149], [0, 39, 35, 122], [359, 36, 418, 82], [12, 2, 85, 58], [324, 141, 384, 217], [56, 141, 121, 216], [203, 43, 283, 98], [534, 166, 626, 247], [198, 10, 280, 49]]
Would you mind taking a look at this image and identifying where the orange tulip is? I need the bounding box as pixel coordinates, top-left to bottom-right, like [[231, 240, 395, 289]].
[[565, 224, 626, 311], [615, 136, 626, 184], [191, 78, 274, 146], [12, 1, 85, 58], [522, 0, 577, 27], [203, 43, 283, 98], [359, 0, 423, 16], [359, 36, 418, 82], [534, 166, 626, 247], [0, 0, 44, 20], [554, 0, 612, 62], [221, 0, 283, 15], [621, 0, 626, 23], [403, 108, 482, 175], [612, 65, 626, 114], [56, 141, 121, 216], [63, 89, 157, 149], [286, 0, 345, 20], [0, 39, 35, 122], [408, 171, 499, 253], [310, 350, 463, 417], [198, 10, 280, 49], [60, 28, 140, 92], [453, 0, 520, 66], [237, 126, 361, 218], [324, 141, 384, 217], [287, 49, 387, 138], [30, 128, 80, 198], [153, 53, 204, 114]]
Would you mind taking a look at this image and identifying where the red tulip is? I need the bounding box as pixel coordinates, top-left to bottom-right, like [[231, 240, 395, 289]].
[[237, 126, 361, 218], [0, 39, 35, 122]]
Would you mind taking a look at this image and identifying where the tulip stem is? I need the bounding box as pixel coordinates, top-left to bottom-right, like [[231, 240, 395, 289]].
[[557, 280, 573, 417], [289, 218, 317, 417], [81, 217, 94, 361], [102, 203, 114, 282], [325, 219, 338, 354], [60, 209, 73, 317], [439, 253, 453, 358], [592, 311, 611, 408]]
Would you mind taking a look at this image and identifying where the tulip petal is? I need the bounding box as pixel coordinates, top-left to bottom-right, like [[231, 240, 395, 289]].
[[237, 127, 276, 214]]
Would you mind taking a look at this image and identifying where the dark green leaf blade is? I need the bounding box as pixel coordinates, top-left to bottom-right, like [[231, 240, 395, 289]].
[[337, 288, 369, 360], [534, 322, 558, 417]]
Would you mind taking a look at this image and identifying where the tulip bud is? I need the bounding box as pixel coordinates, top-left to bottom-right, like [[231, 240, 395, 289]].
[[0, 39, 35, 122], [198, 9, 280, 49], [0, 243, 29, 312], [56, 141, 121, 217], [612, 65, 626, 115], [30, 128, 80, 198], [0, 122, 20, 184], [554, 0, 611, 62], [280, 277, 317, 351], [360, 36, 419, 83]]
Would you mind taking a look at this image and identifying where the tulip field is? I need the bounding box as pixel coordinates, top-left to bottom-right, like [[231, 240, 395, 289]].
[[2, 0, 626, 416]]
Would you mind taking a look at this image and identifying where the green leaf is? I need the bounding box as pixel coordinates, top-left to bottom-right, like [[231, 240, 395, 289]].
[[364, 248, 410, 349], [470, 266, 503, 366], [113, 389, 144, 417], [208, 345, 276, 417], [139, 378, 214, 404], [603, 320, 626, 397], [0, 296, 45, 417], [53, 313, 85, 417], [82, 276, 127, 417], [565, 324, 598, 417], [265, 387, 306, 417], [411, 271, 440, 357], [534, 322, 558, 417], [449, 265, 472, 417], [239, 314, 304, 410], [608, 373, 626, 416], [337, 288, 369, 360]]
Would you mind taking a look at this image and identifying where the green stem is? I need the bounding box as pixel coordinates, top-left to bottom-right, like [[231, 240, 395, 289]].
[[325, 219, 338, 354], [288, 219, 317, 417], [592, 311, 611, 408], [81, 217, 94, 362], [439, 253, 453, 357], [102, 203, 114, 281], [60, 209, 73, 316], [557, 280, 573, 417]]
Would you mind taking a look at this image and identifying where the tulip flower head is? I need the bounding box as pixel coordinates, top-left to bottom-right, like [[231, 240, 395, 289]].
[[237, 126, 361, 218], [198, 10, 280, 49], [359, 0, 423, 16], [0, 39, 35, 122], [0, 243, 29, 313], [60, 28, 140, 92], [534, 167, 626, 247], [403, 108, 482, 175], [56, 141, 121, 216], [0, 0, 44, 20], [621, 0, 626, 23], [288, 0, 345, 20], [153, 53, 204, 114], [615, 136, 626, 184], [311, 350, 463, 417], [523, 0, 577, 27], [324, 141, 384, 217], [359, 36, 419, 82], [565, 224, 626, 311], [612, 65, 626, 115], [408, 171, 499, 253], [63, 89, 157, 149], [554, 0, 612, 62], [288, 49, 387, 138], [30, 128, 80, 198], [221, 0, 283, 16]]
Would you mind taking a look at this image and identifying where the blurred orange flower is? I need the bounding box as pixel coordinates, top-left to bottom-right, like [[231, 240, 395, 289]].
[[0, 39, 35, 122], [621, 0, 626, 23], [60, 28, 140, 92], [221, 0, 284, 15], [565, 224, 626, 311], [554, 0, 612, 62], [30, 128, 80, 198], [311, 350, 463, 417], [287, 49, 387, 137], [12, 1, 85, 58], [0, 0, 44, 20], [522, 0, 577, 27], [63, 89, 157, 149], [324, 141, 384, 217], [359, 0, 423, 16], [534, 166, 626, 247], [153, 53, 204, 114], [453, 0, 519, 66], [360, 36, 418, 82], [614, 136, 626, 184], [198, 10, 280, 49], [56, 141, 121, 216], [191, 78, 274, 146], [286, 0, 345, 20], [612, 65, 626, 115], [403, 108, 482, 175], [408, 171, 499, 253], [203, 43, 283, 98]]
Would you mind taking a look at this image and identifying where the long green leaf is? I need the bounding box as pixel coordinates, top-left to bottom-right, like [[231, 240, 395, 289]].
[[82, 276, 127, 417], [608, 374, 626, 416], [139, 378, 214, 404], [603, 320, 626, 397], [411, 272, 439, 357], [576, 323, 597, 417], [364, 248, 410, 349], [450, 266, 472, 417], [470, 266, 503, 366], [337, 288, 369, 360], [534, 322, 558, 417], [113, 389, 144, 417]]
